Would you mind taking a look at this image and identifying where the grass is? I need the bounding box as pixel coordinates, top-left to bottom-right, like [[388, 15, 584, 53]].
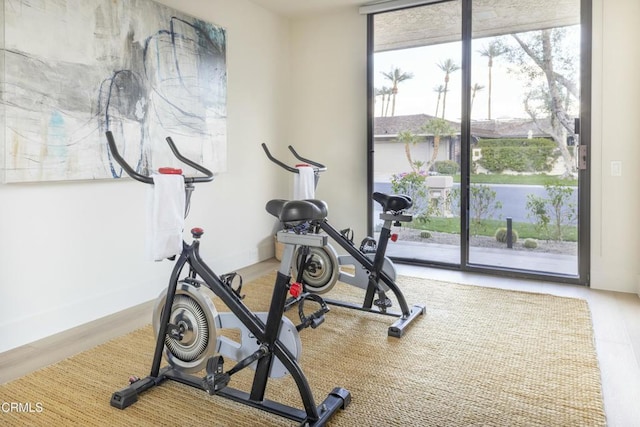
[[452, 173, 578, 186], [410, 216, 578, 242]]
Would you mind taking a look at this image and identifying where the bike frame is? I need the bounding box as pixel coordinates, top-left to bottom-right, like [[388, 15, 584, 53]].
[[262, 143, 425, 338], [312, 215, 424, 337], [148, 237, 343, 422], [106, 131, 349, 425]]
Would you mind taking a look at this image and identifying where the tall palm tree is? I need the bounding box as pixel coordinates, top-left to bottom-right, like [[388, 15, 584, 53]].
[[375, 87, 392, 117], [382, 87, 393, 117], [437, 59, 460, 119], [478, 41, 506, 120], [433, 85, 446, 117], [381, 67, 413, 116], [470, 83, 485, 117]]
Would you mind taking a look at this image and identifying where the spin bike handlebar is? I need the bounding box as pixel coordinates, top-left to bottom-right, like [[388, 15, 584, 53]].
[[261, 143, 327, 173], [105, 131, 215, 184]]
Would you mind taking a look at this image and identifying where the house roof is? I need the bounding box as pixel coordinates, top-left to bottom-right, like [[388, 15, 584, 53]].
[[374, 114, 551, 139], [471, 118, 551, 139], [374, 114, 459, 136]]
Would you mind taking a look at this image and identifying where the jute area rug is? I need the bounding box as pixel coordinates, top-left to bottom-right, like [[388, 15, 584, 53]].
[[0, 272, 605, 426]]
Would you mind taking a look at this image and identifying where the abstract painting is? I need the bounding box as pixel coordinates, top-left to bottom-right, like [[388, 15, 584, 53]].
[[1, 0, 227, 182]]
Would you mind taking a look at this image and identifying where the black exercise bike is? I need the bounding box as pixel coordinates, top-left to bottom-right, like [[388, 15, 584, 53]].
[[105, 131, 350, 426], [262, 144, 426, 338]]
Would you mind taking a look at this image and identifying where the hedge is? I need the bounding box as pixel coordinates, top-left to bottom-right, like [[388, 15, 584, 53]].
[[476, 138, 558, 173]]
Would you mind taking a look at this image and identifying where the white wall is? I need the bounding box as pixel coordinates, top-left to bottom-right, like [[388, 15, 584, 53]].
[[590, 0, 640, 293], [0, 0, 291, 352], [286, 1, 640, 293], [289, 10, 369, 241]]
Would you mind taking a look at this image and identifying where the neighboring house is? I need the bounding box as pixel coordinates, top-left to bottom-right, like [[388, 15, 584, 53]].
[[374, 114, 459, 179], [373, 114, 557, 179]]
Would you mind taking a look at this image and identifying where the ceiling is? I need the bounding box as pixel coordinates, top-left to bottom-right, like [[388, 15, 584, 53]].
[[249, 0, 367, 17], [248, 0, 580, 51]]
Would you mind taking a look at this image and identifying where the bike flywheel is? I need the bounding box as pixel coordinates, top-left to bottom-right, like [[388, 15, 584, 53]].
[[152, 282, 218, 373]]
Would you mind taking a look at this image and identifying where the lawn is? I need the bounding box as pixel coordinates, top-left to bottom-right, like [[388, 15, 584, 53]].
[[410, 216, 578, 242], [452, 173, 578, 186]]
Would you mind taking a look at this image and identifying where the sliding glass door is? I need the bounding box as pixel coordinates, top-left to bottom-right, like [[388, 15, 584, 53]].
[[372, 0, 462, 265], [369, 0, 590, 283]]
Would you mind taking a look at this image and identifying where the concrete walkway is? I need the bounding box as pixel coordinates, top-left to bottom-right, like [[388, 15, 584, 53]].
[[386, 240, 579, 276]]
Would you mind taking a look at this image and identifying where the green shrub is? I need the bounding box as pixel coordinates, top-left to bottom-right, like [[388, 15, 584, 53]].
[[391, 171, 429, 218], [470, 185, 502, 233], [476, 138, 558, 173], [523, 238, 538, 249], [420, 231, 432, 239], [526, 184, 576, 241], [434, 160, 459, 175], [495, 227, 518, 243]]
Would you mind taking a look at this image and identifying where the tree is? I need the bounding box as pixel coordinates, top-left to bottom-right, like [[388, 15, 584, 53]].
[[498, 27, 580, 176], [381, 67, 413, 116], [375, 86, 392, 117], [470, 83, 485, 117], [395, 130, 423, 173], [436, 59, 460, 119], [422, 117, 456, 171], [478, 41, 507, 120], [433, 85, 446, 117]]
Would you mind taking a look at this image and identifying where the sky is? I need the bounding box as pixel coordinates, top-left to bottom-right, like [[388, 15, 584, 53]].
[[373, 28, 580, 122], [373, 39, 529, 121]]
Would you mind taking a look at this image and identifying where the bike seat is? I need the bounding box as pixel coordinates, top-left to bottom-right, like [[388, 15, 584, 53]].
[[302, 199, 329, 217], [372, 192, 413, 213], [265, 199, 326, 224]]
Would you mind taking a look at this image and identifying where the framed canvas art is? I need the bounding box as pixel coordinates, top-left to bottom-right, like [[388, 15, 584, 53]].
[[1, 0, 227, 182]]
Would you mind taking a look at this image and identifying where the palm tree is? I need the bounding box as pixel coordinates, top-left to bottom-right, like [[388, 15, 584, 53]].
[[382, 87, 393, 117], [470, 83, 485, 117], [375, 87, 392, 117], [422, 117, 456, 171], [395, 130, 422, 173], [381, 67, 413, 116], [478, 41, 506, 120], [433, 85, 446, 117], [437, 59, 460, 119]]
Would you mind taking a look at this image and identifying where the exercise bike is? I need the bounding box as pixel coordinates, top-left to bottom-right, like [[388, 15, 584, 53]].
[[105, 131, 350, 426], [262, 144, 426, 338]]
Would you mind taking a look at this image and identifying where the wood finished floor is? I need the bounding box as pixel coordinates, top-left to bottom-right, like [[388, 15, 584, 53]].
[[1, 259, 638, 426]]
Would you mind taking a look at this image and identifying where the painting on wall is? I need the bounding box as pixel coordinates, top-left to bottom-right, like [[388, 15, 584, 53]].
[[1, 0, 227, 182]]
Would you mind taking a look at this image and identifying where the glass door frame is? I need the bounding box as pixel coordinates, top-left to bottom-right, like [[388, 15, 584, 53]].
[[366, 0, 591, 285]]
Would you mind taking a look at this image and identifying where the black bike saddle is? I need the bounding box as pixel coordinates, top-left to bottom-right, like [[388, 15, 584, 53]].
[[265, 199, 326, 224], [372, 192, 413, 213], [302, 199, 329, 217]]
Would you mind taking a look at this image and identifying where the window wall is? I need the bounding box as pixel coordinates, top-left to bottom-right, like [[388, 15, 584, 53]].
[[368, 0, 590, 283]]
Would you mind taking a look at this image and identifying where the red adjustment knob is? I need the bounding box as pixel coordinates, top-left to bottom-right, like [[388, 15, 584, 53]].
[[158, 167, 183, 175], [191, 227, 204, 238], [390, 233, 398, 242], [289, 282, 302, 298]]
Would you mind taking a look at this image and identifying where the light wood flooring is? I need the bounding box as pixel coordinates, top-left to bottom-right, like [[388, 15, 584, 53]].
[[1, 259, 638, 426]]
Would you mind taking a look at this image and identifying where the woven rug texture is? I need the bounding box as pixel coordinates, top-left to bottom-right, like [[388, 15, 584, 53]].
[[0, 272, 606, 426]]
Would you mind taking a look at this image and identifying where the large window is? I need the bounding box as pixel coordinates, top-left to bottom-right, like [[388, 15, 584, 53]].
[[367, 0, 591, 284]]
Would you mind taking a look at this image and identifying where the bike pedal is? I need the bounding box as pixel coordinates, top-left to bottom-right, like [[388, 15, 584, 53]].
[[203, 356, 229, 395], [374, 297, 392, 308], [203, 373, 230, 395], [359, 236, 377, 254], [340, 228, 354, 244]]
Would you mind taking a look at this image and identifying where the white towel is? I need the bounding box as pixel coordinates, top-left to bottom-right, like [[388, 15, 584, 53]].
[[146, 173, 185, 261], [293, 165, 315, 200]]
